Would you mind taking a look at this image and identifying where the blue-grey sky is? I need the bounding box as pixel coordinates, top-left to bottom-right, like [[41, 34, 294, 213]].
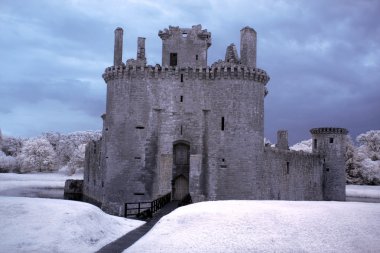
[[0, 0, 379, 144]]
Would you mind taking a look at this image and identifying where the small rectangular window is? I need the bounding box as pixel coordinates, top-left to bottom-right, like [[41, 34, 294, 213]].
[[136, 126, 145, 129], [196, 55, 198, 60], [181, 74, 184, 82], [313, 139, 317, 149], [286, 162, 290, 174], [329, 138, 334, 143], [180, 96, 183, 102], [170, 53, 177, 66], [221, 117, 225, 131], [180, 125, 183, 135]]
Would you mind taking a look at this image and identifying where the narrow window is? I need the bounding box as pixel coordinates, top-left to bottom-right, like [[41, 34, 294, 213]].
[[196, 54, 198, 60], [181, 74, 184, 82], [180, 95, 183, 102], [134, 193, 145, 196], [313, 139, 317, 149], [329, 138, 334, 143], [136, 126, 145, 129], [180, 125, 183, 135], [102, 181, 104, 187], [286, 162, 290, 174], [134, 157, 141, 160], [221, 117, 225, 131], [170, 53, 177, 66]]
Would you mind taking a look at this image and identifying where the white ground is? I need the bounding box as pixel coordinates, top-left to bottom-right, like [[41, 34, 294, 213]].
[[125, 201, 380, 253], [1, 172, 380, 253], [0, 197, 144, 253]]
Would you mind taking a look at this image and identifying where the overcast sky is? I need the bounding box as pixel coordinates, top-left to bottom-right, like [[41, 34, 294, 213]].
[[0, 0, 379, 144]]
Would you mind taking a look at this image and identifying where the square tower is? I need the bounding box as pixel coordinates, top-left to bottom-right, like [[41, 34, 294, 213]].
[[158, 25, 211, 68]]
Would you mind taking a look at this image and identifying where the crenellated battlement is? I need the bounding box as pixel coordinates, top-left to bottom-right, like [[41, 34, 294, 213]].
[[102, 61, 270, 84], [310, 127, 348, 135], [158, 24, 211, 45]]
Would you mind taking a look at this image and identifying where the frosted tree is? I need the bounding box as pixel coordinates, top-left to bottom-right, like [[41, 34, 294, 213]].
[[345, 135, 363, 184], [53, 131, 101, 168], [18, 137, 57, 173], [0, 151, 19, 172], [290, 139, 312, 153], [355, 130, 380, 184], [1, 136, 23, 156], [65, 143, 86, 175]]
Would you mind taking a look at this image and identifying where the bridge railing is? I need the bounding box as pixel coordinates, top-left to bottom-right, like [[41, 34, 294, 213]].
[[124, 192, 171, 218]]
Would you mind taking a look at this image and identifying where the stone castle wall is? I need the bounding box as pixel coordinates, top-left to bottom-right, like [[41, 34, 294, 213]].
[[263, 147, 324, 200], [83, 139, 103, 204]]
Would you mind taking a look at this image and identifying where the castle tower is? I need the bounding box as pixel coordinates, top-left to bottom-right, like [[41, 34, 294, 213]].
[[276, 130, 289, 150], [114, 27, 123, 66], [240, 26, 257, 68], [310, 127, 348, 201], [101, 27, 155, 215], [158, 24, 211, 68]]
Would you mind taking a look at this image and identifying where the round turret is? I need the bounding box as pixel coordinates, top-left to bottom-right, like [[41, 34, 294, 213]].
[[310, 127, 348, 201]]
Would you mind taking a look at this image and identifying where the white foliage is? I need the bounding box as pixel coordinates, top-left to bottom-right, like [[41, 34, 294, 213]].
[[51, 131, 101, 168], [0, 151, 19, 172], [1, 136, 23, 156], [289, 139, 312, 153], [18, 138, 57, 173], [66, 143, 87, 175], [355, 130, 380, 184], [357, 130, 380, 161]]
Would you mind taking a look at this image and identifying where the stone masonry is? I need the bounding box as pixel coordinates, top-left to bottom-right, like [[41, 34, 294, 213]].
[[82, 25, 348, 216]]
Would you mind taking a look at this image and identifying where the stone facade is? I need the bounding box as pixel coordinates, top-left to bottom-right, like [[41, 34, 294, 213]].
[[83, 25, 348, 216]]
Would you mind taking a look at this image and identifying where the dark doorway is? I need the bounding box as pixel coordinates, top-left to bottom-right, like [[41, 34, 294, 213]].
[[170, 53, 178, 66], [172, 142, 190, 200]]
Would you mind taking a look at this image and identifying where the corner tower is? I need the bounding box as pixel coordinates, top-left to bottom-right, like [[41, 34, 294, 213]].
[[310, 127, 348, 201], [158, 25, 211, 68]]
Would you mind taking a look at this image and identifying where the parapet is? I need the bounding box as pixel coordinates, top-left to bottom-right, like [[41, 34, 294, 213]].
[[310, 128, 348, 135], [102, 62, 270, 84]]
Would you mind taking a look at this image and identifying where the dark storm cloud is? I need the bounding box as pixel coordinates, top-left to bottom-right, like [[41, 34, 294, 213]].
[[0, 0, 379, 143]]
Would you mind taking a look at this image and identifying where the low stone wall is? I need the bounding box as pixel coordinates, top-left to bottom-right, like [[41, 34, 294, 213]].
[[64, 179, 83, 201]]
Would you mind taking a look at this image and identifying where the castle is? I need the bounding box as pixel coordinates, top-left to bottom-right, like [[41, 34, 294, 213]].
[[83, 25, 348, 216]]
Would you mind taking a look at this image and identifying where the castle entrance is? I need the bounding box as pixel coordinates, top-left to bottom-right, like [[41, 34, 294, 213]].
[[172, 142, 190, 200]]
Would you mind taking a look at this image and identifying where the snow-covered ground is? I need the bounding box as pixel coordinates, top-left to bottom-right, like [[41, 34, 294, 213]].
[[346, 184, 380, 199], [0, 197, 144, 253], [125, 201, 380, 253], [0, 172, 82, 198], [1, 172, 380, 253]]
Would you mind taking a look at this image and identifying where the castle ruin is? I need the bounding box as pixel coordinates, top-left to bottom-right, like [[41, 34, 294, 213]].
[[83, 25, 348, 216]]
